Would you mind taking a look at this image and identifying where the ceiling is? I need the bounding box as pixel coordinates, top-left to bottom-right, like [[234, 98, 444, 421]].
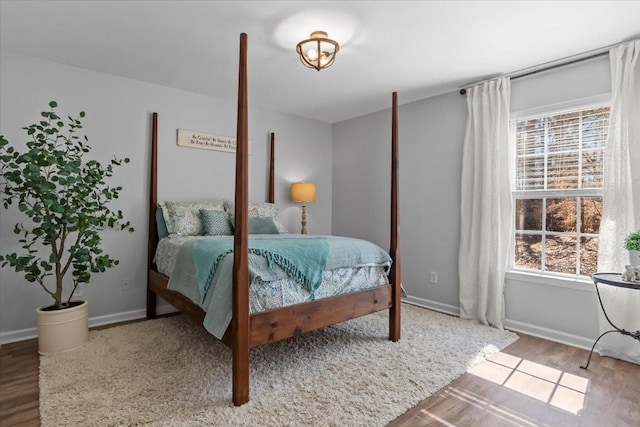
[[1, 1, 639, 124]]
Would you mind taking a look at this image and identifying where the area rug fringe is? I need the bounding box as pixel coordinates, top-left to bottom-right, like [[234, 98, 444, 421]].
[[39, 303, 517, 426]]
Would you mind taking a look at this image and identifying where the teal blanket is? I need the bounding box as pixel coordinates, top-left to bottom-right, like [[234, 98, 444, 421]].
[[192, 236, 329, 302]]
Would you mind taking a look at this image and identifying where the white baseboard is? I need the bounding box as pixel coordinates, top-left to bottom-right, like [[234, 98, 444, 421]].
[[88, 303, 178, 328], [2, 296, 594, 351], [402, 295, 460, 317], [0, 326, 38, 346], [503, 318, 594, 351], [0, 302, 178, 345], [403, 294, 594, 351]]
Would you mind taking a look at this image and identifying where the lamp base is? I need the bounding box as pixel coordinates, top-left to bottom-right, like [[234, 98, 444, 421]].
[[301, 203, 307, 234]]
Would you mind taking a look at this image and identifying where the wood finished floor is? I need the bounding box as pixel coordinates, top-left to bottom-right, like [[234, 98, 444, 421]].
[[1, 324, 639, 426]]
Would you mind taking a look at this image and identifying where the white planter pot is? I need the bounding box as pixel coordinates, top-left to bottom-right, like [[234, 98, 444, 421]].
[[630, 250, 640, 267], [37, 300, 89, 355]]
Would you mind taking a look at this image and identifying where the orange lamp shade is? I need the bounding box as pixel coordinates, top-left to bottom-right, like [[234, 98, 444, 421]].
[[290, 182, 316, 203]]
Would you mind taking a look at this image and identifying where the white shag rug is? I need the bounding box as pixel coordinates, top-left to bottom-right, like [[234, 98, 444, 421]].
[[40, 304, 517, 426]]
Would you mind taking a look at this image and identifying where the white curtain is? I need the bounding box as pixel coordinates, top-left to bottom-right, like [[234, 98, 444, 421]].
[[459, 77, 512, 329], [596, 40, 640, 364]]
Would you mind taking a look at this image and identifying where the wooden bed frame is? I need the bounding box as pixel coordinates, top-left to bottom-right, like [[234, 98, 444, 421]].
[[146, 33, 401, 406]]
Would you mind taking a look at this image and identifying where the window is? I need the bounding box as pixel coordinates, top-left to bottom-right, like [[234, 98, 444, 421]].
[[512, 104, 610, 277]]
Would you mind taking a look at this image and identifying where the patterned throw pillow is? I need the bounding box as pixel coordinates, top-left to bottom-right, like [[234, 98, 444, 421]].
[[200, 209, 233, 236], [160, 200, 228, 235]]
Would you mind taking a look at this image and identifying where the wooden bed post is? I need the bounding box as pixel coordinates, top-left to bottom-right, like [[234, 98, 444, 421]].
[[232, 32, 251, 406], [147, 112, 159, 319], [389, 92, 401, 341], [145, 33, 401, 405], [268, 132, 275, 204]]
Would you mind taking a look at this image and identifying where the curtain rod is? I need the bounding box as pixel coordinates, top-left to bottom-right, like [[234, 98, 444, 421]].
[[458, 40, 628, 95]]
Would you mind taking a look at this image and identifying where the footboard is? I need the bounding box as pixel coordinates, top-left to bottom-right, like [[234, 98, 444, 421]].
[[148, 268, 392, 350], [249, 285, 392, 347]]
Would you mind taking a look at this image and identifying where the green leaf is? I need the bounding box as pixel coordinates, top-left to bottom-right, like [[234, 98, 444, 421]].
[[0, 101, 133, 306]]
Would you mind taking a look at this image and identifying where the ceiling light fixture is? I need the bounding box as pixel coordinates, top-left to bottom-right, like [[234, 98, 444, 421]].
[[296, 31, 339, 71]]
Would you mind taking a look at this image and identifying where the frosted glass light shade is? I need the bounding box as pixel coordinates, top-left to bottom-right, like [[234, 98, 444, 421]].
[[296, 31, 339, 71]]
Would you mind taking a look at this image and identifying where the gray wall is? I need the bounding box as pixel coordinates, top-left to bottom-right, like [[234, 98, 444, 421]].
[[1, 49, 614, 350], [333, 91, 467, 313], [332, 55, 612, 349], [0, 52, 332, 342]]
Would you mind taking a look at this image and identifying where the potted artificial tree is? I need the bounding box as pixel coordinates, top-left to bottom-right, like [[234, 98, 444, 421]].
[[0, 102, 133, 354], [625, 229, 640, 266]]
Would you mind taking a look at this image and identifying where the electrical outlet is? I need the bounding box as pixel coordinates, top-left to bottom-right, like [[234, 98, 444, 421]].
[[121, 278, 131, 292], [74, 285, 83, 297], [430, 271, 438, 284]]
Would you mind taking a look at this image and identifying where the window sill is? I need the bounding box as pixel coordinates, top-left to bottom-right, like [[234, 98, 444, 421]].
[[505, 270, 595, 293]]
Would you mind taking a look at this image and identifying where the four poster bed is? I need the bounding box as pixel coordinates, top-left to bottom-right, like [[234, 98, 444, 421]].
[[146, 33, 401, 406]]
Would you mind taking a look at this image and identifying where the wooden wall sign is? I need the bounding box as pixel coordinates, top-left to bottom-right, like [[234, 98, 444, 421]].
[[177, 129, 251, 154]]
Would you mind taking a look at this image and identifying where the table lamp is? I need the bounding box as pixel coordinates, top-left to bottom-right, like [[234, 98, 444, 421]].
[[290, 182, 316, 234]]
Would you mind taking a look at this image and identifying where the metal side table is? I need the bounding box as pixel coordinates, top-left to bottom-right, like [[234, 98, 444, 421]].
[[580, 272, 640, 370]]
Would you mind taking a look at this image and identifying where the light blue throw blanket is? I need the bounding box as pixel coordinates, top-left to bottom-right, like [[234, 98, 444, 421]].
[[192, 236, 329, 303]]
